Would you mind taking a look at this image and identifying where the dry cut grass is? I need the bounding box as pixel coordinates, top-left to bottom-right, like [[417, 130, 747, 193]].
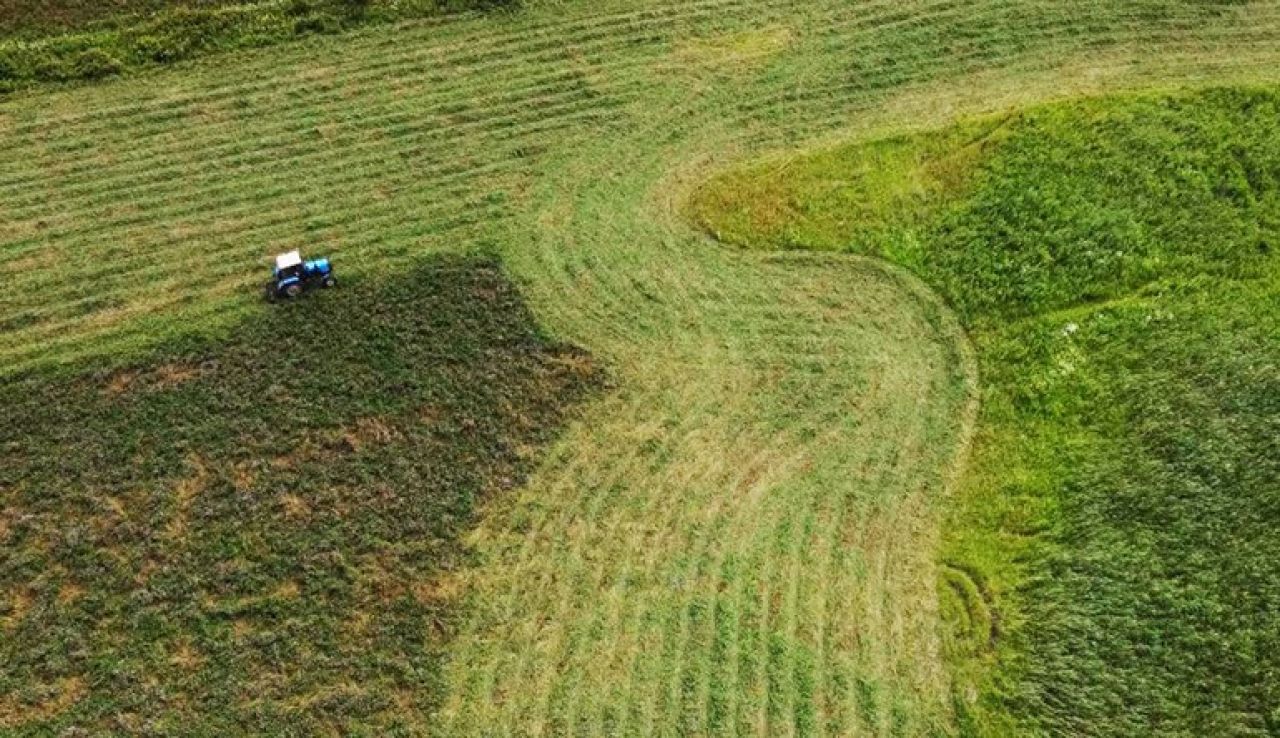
[[3, 0, 1280, 734]]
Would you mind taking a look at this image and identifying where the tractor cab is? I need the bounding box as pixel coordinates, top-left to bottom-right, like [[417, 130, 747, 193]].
[[266, 250, 335, 301]]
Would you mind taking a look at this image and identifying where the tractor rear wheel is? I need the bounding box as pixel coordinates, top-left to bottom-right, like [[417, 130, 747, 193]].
[[265, 282, 278, 302], [285, 283, 303, 299]]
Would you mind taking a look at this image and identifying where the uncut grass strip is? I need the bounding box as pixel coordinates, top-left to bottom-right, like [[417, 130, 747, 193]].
[[0, 0, 762, 151], [0, 82, 638, 213]]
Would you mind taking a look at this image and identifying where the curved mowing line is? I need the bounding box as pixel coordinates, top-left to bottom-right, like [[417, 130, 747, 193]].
[[10, 2, 1239, 324], [3, 0, 1280, 734]]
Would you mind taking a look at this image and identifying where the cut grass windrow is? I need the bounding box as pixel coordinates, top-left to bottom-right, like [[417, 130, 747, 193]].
[[4, 0, 1280, 734]]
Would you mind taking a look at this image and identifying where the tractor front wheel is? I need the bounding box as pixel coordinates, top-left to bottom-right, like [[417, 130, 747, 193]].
[[323, 276, 336, 288]]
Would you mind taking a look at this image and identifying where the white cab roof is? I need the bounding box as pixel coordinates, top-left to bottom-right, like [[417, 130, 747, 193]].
[[275, 250, 303, 270]]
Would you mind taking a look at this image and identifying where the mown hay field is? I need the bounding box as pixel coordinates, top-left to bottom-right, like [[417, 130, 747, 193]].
[[3, 0, 1280, 735], [694, 87, 1280, 736]]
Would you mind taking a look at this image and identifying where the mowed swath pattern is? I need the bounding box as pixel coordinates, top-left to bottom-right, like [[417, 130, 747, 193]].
[[4, 0, 1279, 373], [4, 0, 1280, 735]]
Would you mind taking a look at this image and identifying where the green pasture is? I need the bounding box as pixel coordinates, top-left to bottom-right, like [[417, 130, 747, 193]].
[[2, 0, 1279, 734]]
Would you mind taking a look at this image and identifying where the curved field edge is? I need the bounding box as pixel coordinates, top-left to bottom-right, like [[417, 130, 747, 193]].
[[691, 86, 1280, 736], [438, 251, 978, 736], [2, 1, 1280, 736], [5, 0, 1280, 379]]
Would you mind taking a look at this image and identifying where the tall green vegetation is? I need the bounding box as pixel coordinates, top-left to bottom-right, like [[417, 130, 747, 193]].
[[4, 0, 1280, 733], [0, 257, 598, 733], [693, 86, 1280, 736]]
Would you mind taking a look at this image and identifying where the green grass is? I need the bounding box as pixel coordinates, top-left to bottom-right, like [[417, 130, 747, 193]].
[[0, 0, 239, 37], [693, 86, 1280, 736], [0, 256, 599, 733], [3, 0, 1280, 734], [0, 0, 511, 91]]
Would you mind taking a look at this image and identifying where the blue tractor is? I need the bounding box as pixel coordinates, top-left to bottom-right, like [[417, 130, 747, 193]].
[[265, 250, 336, 301]]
